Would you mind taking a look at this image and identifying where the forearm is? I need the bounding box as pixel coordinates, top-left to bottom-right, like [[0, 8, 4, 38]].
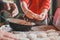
[[21, 1, 28, 12]]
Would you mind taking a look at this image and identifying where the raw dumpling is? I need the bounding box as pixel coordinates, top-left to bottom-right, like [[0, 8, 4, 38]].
[[37, 32, 47, 38], [27, 33, 37, 40], [49, 36, 57, 40], [47, 32, 59, 36], [15, 32, 27, 39]]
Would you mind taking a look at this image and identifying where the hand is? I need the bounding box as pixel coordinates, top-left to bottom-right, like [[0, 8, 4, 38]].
[[33, 13, 45, 21], [33, 14, 41, 21], [0, 30, 17, 40], [21, 1, 46, 20], [6, 3, 19, 17], [25, 11, 45, 20], [25, 10, 35, 19], [11, 3, 19, 17], [39, 13, 46, 20]]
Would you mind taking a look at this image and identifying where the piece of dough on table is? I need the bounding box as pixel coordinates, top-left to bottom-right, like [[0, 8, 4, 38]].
[[31, 25, 58, 31]]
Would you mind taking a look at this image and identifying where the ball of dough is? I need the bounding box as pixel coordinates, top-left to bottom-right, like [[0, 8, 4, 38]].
[[37, 31, 47, 38], [47, 32, 59, 36], [34, 38, 50, 40], [15, 32, 27, 39], [27, 33, 37, 40], [49, 36, 57, 40]]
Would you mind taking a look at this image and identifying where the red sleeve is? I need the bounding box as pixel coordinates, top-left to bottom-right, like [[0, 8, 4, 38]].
[[41, 0, 50, 10]]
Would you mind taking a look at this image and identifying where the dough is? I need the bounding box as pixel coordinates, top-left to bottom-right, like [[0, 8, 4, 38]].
[[27, 33, 37, 40], [47, 32, 59, 36], [37, 31, 47, 38]]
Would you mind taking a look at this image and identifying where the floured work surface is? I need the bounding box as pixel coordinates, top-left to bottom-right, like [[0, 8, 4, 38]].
[[11, 29, 60, 40]]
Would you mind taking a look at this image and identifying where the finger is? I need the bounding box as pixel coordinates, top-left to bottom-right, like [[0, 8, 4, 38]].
[[0, 36, 15, 40], [25, 13, 33, 19], [33, 16, 42, 21], [26, 15, 33, 19], [35, 16, 45, 21], [25, 12, 34, 19], [0, 30, 17, 40], [0, 30, 16, 40], [3, 33, 17, 40], [0, 34, 14, 40]]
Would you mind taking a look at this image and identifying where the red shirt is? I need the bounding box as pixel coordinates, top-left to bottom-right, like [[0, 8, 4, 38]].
[[21, 0, 50, 15]]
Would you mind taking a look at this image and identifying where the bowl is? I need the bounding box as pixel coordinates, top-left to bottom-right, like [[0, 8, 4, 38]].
[[9, 22, 33, 31]]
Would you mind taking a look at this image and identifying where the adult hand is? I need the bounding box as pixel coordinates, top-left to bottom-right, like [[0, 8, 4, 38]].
[[25, 10, 35, 19], [21, 1, 46, 21], [0, 30, 17, 40], [33, 13, 45, 21], [6, 3, 19, 17], [33, 9, 48, 21]]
